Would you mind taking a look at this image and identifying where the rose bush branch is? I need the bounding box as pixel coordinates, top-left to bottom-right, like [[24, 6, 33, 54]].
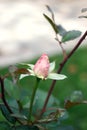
[[44, 5, 82, 58], [40, 30, 87, 117], [44, 6, 67, 58]]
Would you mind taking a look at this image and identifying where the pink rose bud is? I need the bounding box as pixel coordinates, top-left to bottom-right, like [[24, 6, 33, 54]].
[[33, 54, 50, 79]]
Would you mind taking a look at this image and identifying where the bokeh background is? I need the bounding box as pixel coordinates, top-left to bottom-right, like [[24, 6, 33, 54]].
[[0, 0, 87, 66]]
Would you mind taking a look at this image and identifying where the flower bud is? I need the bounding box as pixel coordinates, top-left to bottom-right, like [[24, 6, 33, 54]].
[[33, 54, 50, 79]]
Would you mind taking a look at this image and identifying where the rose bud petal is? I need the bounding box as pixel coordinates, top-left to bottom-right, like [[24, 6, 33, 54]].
[[33, 54, 50, 79]]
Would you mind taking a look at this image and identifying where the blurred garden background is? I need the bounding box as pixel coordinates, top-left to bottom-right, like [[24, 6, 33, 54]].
[[0, 0, 87, 130], [0, 0, 87, 66]]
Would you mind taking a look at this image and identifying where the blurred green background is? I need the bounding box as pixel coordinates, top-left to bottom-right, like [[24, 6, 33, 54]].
[[0, 46, 87, 130]]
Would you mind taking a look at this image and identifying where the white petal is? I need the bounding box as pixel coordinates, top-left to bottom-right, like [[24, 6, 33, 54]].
[[49, 61, 55, 72], [19, 74, 29, 80], [19, 68, 35, 80], [48, 73, 67, 80], [28, 64, 34, 69], [27, 69, 35, 75]]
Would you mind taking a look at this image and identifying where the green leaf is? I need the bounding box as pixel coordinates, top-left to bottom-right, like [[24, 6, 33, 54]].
[[57, 25, 67, 37], [19, 74, 30, 80], [21, 96, 30, 108], [46, 5, 54, 20], [11, 125, 39, 130], [0, 104, 16, 124], [62, 30, 82, 42], [33, 89, 59, 114], [81, 8, 87, 13], [11, 113, 27, 120], [20, 108, 29, 119], [0, 122, 10, 130], [20, 63, 34, 70], [41, 120, 59, 130], [79, 15, 87, 19], [46, 5, 54, 16], [4, 79, 21, 100], [43, 14, 58, 34], [48, 73, 67, 80]]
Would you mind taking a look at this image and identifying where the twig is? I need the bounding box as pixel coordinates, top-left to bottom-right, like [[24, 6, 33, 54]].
[[40, 30, 87, 117], [55, 33, 67, 59], [53, 13, 67, 58]]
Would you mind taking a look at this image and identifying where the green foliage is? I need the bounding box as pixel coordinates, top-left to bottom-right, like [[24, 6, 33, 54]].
[[44, 13, 82, 42], [61, 30, 82, 42], [0, 123, 39, 130], [4, 78, 21, 100], [11, 125, 39, 130], [79, 16, 87, 18], [44, 5, 82, 43], [79, 8, 87, 18], [0, 104, 16, 124], [0, 122, 10, 130], [81, 8, 87, 12], [33, 89, 59, 114], [43, 14, 58, 34], [11, 113, 27, 120], [57, 25, 67, 37], [53, 125, 74, 130], [45, 125, 74, 130]]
